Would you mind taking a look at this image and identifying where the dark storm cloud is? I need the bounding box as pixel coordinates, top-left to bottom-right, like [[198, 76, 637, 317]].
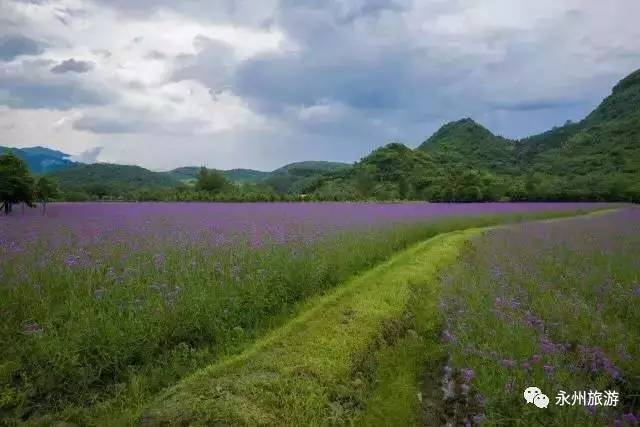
[[50, 58, 94, 74], [0, 35, 46, 60], [0, 75, 110, 110]]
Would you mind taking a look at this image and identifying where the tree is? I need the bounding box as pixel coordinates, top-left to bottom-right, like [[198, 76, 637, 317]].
[[195, 167, 229, 194], [35, 176, 59, 214], [0, 151, 35, 215]]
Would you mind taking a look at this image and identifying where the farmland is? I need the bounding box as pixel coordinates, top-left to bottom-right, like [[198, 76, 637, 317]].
[[0, 202, 637, 425]]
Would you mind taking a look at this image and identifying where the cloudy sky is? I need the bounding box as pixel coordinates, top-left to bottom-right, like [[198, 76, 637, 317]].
[[1, 0, 639, 171]]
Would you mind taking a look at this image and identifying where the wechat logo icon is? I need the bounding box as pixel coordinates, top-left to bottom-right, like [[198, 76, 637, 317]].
[[524, 386, 550, 408]]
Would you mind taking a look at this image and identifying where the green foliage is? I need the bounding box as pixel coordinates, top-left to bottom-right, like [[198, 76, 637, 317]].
[[35, 176, 59, 213], [194, 167, 230, 194], [0, 151, 35, 214]]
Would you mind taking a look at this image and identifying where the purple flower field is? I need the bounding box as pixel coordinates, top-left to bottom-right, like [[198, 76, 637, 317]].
[[0, 201, 610, 248], [440, 208, 640, 425], [0, 202, 618, 422]]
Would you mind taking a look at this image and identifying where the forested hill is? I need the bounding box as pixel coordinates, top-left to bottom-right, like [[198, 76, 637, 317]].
[[6, 68, 639, 202], [307, 68, 640, 202]]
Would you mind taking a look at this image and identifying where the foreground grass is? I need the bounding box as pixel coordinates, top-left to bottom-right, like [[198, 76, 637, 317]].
[[140, 228, 483, 425], [0, 208, 608, 423]]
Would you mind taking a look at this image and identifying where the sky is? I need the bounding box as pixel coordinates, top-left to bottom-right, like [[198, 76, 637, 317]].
[[1, 0, 639, 171]]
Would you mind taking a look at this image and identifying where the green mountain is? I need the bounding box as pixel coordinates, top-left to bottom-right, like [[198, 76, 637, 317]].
[[517, 69, 640, 199], [0, 146, 76, 174], [264, 161, 352, 194], [311, 68, 640, 202], [418, 118, 517, 174]]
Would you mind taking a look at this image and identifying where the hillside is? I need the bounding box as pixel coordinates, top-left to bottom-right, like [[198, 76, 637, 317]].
[[167, 167, 270, 184], [518, 68, 640, 199], [49, 163, 178, 193], [271, 161, 351, 174], [418, 118, 517, 174], [0, 146, 76, 174]]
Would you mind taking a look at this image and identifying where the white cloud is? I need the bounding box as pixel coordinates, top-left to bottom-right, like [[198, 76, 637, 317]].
[[0, 0, 639, 169]]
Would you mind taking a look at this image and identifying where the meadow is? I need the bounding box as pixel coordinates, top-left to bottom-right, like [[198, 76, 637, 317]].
[[0, 202, 633, 425]]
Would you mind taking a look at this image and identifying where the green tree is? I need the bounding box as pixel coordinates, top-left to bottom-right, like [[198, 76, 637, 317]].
[[195, 167, 229, 194], [35, 176, 59, 214], [0, 151, 35, 215]]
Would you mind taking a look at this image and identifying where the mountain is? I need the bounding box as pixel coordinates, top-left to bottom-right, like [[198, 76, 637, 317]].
[[166, 161, 351, 193], [518, 69, 640, 199], [0, 145, 76, 174], [265, 161, 352, 194], [418, 118, 517, 174], [49, 163, 178, 193], [311, 68, 640, 201]]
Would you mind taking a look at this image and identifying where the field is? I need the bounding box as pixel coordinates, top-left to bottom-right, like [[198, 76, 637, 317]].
[[1, 202, 637, 425]]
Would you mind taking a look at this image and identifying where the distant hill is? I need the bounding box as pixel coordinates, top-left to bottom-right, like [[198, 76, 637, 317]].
[[166, 161, 351, 193], [272, 161, 350, 174], [167, 167, 270, 184], [0, 145, 76, 174], [223, 169, 271, 183], [265, 161, 352, 194], [49, 163, 178, 192]]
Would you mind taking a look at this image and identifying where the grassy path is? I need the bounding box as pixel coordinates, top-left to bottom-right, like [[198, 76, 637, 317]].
[[139, 227, 484, 425], [139, 209, 620, 426]]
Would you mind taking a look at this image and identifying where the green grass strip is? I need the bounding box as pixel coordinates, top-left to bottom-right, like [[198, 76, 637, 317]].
[[140, 227, 483, 426]]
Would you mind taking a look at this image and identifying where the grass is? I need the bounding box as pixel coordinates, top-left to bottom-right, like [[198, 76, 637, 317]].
[[140, 228, 483, 425], [0, 207, 610, 423]]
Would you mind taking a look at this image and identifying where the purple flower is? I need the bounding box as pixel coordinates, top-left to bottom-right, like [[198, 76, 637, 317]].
[[22, 322, 42, 335], [622, 413, 638, 425], [500, 359, 516, 368], [531, 354, 542, 364], [540, 337, 557, 354], [461, 368, 475, 383], [543, 364, 554, 375], [64, 255, 80, 267], [442, 330, 456, 343], [522, 361, 531, 370], [472, 414, 486, 424]]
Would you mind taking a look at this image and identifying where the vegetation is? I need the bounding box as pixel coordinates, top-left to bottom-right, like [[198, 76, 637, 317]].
[[0, 209, 597, 424], [34, 176, 59, 214], [0, 151, 35, 214]]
